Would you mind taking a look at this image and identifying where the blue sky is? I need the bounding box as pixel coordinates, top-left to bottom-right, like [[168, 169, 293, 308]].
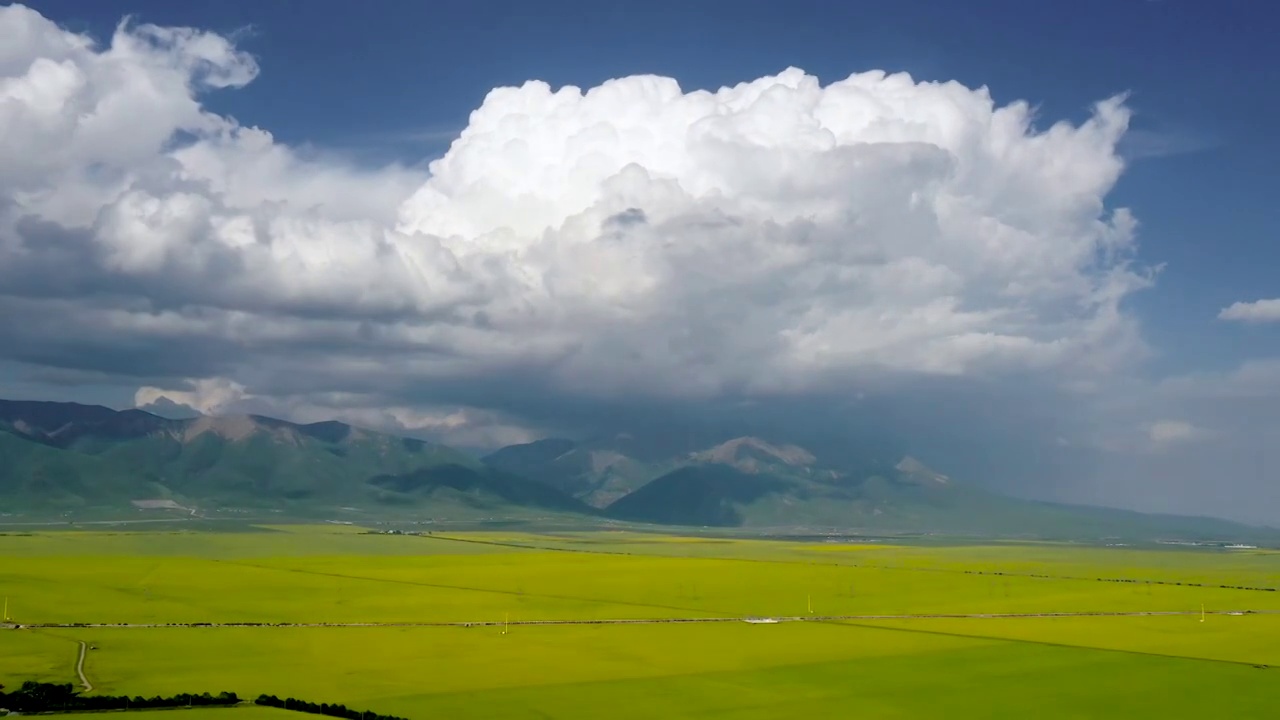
[[29, 0, 1279, 374], [3, 0, 1279, 521]]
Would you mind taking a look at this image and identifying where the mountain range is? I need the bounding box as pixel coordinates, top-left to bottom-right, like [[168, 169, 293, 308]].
[[0, 398, 1272, 541]]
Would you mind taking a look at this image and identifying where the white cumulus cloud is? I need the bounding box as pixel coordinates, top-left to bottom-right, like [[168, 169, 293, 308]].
[[1, 4, 1154, 440], [1219, 298, 1280, 323], [135, 377, 251, 416]]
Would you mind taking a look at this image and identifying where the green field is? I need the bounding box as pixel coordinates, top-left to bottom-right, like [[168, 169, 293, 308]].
[[2, 526, 1278, 718], [44, 710, 296, 720]]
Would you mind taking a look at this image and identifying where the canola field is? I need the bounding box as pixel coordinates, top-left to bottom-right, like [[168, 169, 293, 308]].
[[2, 525, 1278, 718]]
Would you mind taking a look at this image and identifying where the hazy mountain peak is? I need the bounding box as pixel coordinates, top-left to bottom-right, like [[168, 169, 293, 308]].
[[180, 415, 299, 444], [485, 437, 576, 461], [135, 396, 203, 420], [691, 436, 817, 472], [896, 455, 950, 484]]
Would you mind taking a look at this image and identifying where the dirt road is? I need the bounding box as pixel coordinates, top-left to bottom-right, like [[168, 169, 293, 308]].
[[75, 640, 92, 692]]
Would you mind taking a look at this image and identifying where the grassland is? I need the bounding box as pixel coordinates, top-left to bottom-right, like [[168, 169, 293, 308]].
[[2, 525, 1278, 718]]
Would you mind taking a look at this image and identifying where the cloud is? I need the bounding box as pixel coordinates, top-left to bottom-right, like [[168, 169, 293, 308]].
[[1147, 419, 1199, 446], [26, 5, 1280, 520], [0, 5, 1152, 402], [135, 377, 251, 416], [1, 8, 1150, 415], [1219, 298, 1280, 323], [135, 395, 202, 420], [1118, 127, 1219, 161], [1029, 357, 1280, 523], [135, 380, 538, 448]]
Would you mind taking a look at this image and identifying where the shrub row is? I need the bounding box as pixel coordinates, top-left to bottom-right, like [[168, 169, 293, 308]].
[[958, 569, 1276, 591], [255, 694, 408, 720], [0, 681, 238, 713], [0, 682, 409, 720]]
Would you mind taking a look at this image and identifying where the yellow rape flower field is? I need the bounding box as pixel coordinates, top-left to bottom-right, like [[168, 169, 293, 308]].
[[2, 526, 1277, 718]]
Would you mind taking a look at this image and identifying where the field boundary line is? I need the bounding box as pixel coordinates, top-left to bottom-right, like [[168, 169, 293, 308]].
[[827, 618, 1276, 669], [839, 563, 1280, 594], [11, 609, 1278, 630]]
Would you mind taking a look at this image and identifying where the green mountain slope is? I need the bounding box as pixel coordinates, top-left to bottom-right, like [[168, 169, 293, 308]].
[[0, 400, 585, 517], [606, 464, 790, 526], [601, 446, 1271, 540], [486, 431, 1276, 539], [483, 436, 669, 507], [367, 463, 591, 512], [0, 431, 157, 508]]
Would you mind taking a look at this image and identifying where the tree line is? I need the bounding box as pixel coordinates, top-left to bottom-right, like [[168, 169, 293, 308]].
[[255, 694, 409, 720], [0, 682, 409, 720], [0, 681, 239, 713]]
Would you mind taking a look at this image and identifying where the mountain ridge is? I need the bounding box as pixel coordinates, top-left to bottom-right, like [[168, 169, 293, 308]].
[[0, 398, 1274, 542], [0, 399, 588, 518], [485, 430, 1277, 540]]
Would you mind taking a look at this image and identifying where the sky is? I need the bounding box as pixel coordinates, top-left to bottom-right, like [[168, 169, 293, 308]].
[[1, 0, 1277, 523]]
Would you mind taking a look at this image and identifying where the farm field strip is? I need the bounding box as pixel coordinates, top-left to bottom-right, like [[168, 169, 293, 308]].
[[9, 608, 1278, 630], [41, 710, 293, 720], [421, 532, 1280, 591], [204, 557, 730, 618], [843, 615, 1280, 669], [7, 540, 1279, 628], [20, 619, 1280, 719]]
